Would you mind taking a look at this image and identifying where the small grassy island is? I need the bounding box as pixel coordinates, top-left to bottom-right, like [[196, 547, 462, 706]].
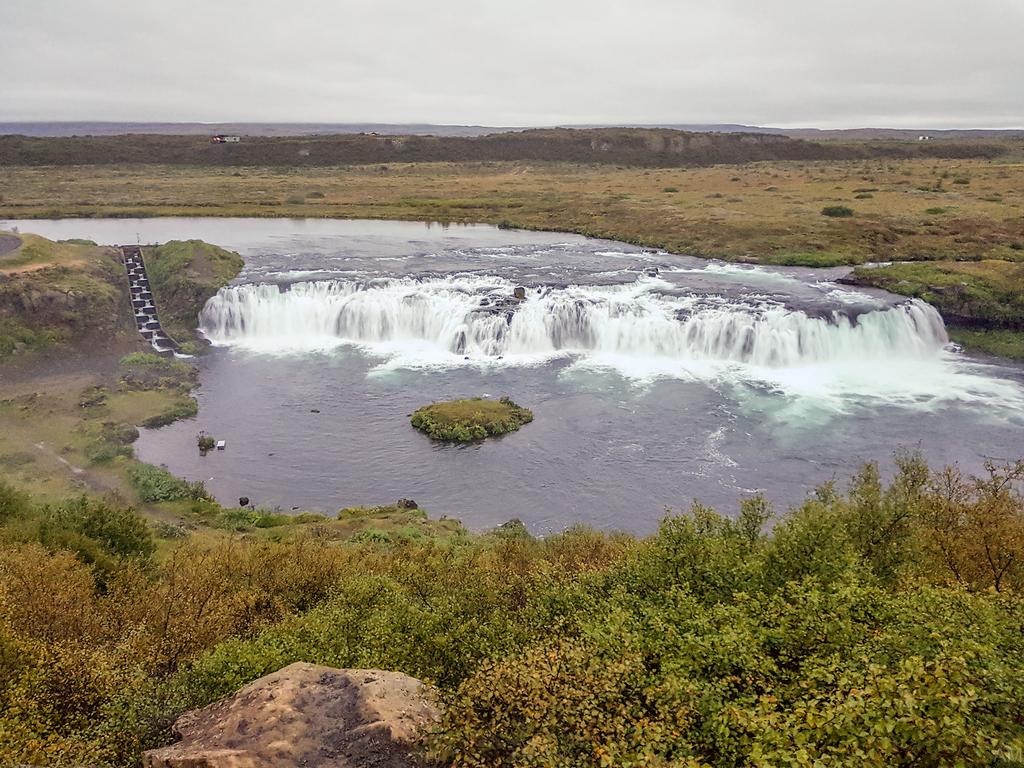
[[410, 397, 534, 442]]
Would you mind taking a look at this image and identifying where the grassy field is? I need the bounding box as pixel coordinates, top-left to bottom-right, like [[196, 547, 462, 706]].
[[2, 158, 1023, 266], [0, 351, 194, 503]]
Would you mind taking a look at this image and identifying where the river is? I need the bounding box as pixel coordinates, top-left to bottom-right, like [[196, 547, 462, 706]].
[[6, 217, 1023, 533]]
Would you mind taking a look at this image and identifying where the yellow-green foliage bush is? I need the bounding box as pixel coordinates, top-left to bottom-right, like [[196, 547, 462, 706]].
[[0, 456, 1023, 766]]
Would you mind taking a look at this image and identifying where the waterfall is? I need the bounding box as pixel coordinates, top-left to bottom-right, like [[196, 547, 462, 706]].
[[199, 276, 949, 366]]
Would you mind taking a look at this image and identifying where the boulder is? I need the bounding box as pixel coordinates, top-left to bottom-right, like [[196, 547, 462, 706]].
[[143, 663, 439, 768]]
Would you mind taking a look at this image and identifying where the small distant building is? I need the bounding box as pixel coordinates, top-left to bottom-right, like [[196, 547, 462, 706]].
[[210, 135, 241, 144], [918, 135, 933, 141]]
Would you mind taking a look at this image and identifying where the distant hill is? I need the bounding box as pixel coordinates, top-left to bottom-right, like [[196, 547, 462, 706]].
[[0, 128, 1009, 169], [0, 122, 506, 138], [642, 125, 1024, 141], [2, 121, 1022, 141]]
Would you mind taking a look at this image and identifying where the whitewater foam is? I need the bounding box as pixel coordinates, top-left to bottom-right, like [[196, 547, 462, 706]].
[[201, 275, 945, 361], [197, 274, 1023, 412]]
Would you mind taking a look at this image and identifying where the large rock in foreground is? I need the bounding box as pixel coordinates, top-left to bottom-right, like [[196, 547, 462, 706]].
[[144, 663, 439, 768]]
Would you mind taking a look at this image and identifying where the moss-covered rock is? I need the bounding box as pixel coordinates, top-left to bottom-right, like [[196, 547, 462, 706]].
[[143, 240, 244, 343], [410, 397, 533, 442]]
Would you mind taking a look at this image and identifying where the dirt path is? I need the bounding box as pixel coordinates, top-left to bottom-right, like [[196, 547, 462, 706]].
[[1, 257, 86, 275]]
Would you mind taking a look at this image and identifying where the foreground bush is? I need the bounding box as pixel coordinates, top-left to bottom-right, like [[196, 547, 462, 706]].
[[0, 456, 1022, 766]]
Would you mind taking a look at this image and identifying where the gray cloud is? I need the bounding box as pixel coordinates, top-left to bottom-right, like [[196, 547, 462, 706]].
[[3, 0, 1022, 127]]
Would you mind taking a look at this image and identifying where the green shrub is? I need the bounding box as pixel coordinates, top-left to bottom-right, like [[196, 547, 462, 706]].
[[85, 422, 139, 464], [119, 352, 169, 368], [12, 496, 157, 565], [126, 463, 209, 503], [2, 458, 1024, 766], [821, 205, 855, 217], [141, 397, 198, 428], [51, 497, 154, 560], [350, 528, 393, 545], [213, 507, 261, 531], [0, 481, 32, 523], [153, 521, 188, 539]]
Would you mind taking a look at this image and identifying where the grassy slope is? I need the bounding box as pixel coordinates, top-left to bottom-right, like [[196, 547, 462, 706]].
[[849, 259, 1024, 358], [850, 260, 1024, 326], [142, 240, 243, 347], [0, 233, 133, 357], [947, 328, 1024, 360]]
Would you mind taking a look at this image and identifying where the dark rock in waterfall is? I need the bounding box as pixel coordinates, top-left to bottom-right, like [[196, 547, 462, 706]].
[[477, 295, 524, 325], [239, 496, 250, 508], [513, 286, 527, 300], [396, 498, 418, 510]]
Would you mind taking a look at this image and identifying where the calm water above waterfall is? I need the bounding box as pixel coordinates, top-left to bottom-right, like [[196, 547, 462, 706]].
[[10, 218, 1024, 533]]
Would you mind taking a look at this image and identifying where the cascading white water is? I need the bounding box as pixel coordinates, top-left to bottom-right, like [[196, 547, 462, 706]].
[[199, 276, 949, 367]]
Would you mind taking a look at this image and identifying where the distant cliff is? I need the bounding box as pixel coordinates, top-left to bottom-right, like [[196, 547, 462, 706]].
[[0, 127, 1007, 168]]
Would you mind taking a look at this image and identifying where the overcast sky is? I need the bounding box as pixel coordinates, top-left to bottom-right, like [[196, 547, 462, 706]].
[[4, 0, 1022, 128]]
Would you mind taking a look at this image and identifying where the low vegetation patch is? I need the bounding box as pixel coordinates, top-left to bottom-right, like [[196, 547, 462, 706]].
[[1, 454, 1023, 765], [410, 397, 534, 441], [948, 327, 1024, 360], [82, 421, 139, 464], [850, 259, 1024, 330], [126, 461, 209, 503], [821, 204, 855, 217]]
